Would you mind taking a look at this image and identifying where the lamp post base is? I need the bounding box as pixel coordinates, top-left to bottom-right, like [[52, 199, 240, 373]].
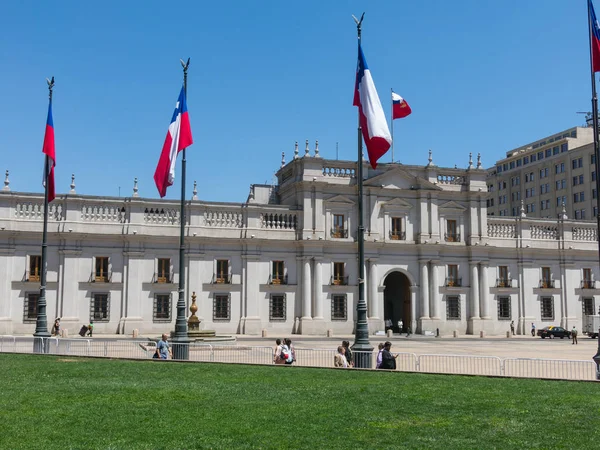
[[33, 332, 50, 354]]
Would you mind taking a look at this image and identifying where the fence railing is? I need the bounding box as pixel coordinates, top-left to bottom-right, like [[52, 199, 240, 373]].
[[0, 336, 597, 381]]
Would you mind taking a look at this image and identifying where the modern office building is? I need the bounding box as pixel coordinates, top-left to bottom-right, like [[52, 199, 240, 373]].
[[486, 126, 598, 220], [0, 144, 598, 337]]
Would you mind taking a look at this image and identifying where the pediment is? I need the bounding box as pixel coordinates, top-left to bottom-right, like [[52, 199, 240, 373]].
[[324, 194, 355, 205], [381, 197, 413, 210], [438, 200, 467, 211], [365, 167, 441, 191]]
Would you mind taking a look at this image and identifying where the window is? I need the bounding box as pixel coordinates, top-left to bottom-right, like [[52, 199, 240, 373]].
[[445, 219, 459, 242], [537, 151, 544, 160], [554, 163, 564, 174], [498, 266, 509, 287], [511, 192, 520, 202], [583, 268, 593, 289], [525, 172, 534, 183], [553, 146, 559, 155], [90, 293, 109, 322], [332, 214, 346, 238], [583, 297, 595, 316], [524, 156, 530, 164], [540, 199, 550, 210], [516, 159, 522, 167], [447, 264, 459, 286], [332, 294, 347, 321], [574, 192, 585, 203], [531, 154, 537, 162], [216, 259, 229, 283], [595, 206, 599, 218], [593, 171, 597, 182], [512, 207, 518, 216], [446, 296, 460, 320], [592, 154, 597, 165], [509, 161, 515, 169], [556, 196, 567, 207], [23, 292, 39, 322], [541, 267, 551, 288], [271, 261, 285, 284], [561, 143, 568, 152], [156, 258, 171, 283], [572, 157, 583, 169], [575, 209, 586, 220], [269, 294, 286, 321], [545, 149, 552, 158], [29, 255, 41, 281], [332, 262, 346, 285], [213, 294, 230, 320], [153, 294, 171, 321], [525, 188, 535, 198], [526, 203, 535, 213], [541, 297, 554, 321], [498, 296, 511, 320], [511, 176, 520, 186], [573, 174, 584, 186], [391, 217, 404, 240], [540, 183, 549, 194], [555, 179, 566, 190], [95, 257, 109, 282]]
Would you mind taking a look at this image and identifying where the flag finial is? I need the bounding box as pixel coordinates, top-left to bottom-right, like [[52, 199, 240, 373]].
[[70, 174, 76, 194], [192, 180, 198, 200], [2, 170, 9, 191], [133, 177, 139, 197]]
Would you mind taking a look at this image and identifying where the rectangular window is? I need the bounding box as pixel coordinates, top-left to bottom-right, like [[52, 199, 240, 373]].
[[446, 219, 458, 242], [157, 258, 171, 283], [391, 217, 404, 240], [446, 296, 460, 320], [524, 156, 530, 164], [332, 214, 346, 238], [90, 293, 110, 322], [95, 257, 109, 282], [333, 262, 346, 285], [498, 266, 509, 287], [541, 267, 551, 288], [541, 297, 554, 321], [531, 154, 537, 162], [561, 143, 568, 152], [153, 294, 171, 321], [498, 296, 511, 320], [509, 161, 515, 169], [583, 297, 595, 316], [537, 151, 544, 160], [216, 259, 229, 283], [331, 294, 348, 321], [593, 171, 597, 182], [592, 154, 597, 164], [271, 260, 285, 284], [545, 149, 552, 158], [23, 292, 39, 322], [583, 268, 593, 289], [29, 255, 41, 281], [269, 294, 286, 321], [516, 159, 522, 167], [525, 172, 534, 183], [595, 206, 599, 218], [447, 265, 459, 286], [213, 294, 230, 320]]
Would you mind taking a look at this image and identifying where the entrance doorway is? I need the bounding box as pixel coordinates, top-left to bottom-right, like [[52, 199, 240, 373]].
[[384, 272, 411, 333]]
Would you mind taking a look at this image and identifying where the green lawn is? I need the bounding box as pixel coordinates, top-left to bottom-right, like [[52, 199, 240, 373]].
[[1, 354, 599, 449]]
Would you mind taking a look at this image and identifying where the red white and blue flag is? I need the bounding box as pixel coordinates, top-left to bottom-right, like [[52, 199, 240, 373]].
[[154, 86, 193, 198], [353, 44, 392, 169], [42, 99, 56, 203], [392, 91, 412, 120], [590, 0, 600, 73]]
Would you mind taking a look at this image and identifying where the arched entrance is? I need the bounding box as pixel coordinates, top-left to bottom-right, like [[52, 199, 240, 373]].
[[384, 272, 411, 333]]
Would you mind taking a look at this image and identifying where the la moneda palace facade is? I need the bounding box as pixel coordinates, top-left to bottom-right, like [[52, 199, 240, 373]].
[[1, 130, 600, 337]]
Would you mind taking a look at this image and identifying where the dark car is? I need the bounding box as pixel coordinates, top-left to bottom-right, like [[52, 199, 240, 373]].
[[537, 326, 571, 339]]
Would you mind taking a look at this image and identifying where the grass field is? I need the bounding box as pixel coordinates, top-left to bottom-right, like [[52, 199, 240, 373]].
[[2, 354, 600, 449]]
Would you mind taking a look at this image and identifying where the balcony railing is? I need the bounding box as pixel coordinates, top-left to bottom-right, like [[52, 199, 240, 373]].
[[496, 278, 513, 288], [211, 274, 232, 284], [330, 275, 349, 286], [581, 279, 595, 289], [539, 279, 555, 289], [269, 274, 288, 285], [22, 271, 41, 282], [152, 272, 174, 284], [330, 228, 348, 239], [90, 272, 112, 283], [444, 233, 461, 242], [445, 277, 462, 287], [389, 231, 406, 240]]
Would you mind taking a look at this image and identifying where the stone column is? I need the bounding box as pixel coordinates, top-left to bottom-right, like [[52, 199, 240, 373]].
[[420, 261, 430, 319], [59, 249, 83, 331], [470, 262, 480, 319], [430, 261, 440, 319], [409, 285, 418, 335], [243, 255, 261, 335], [301, 257, 313, 333], [121, 251, 145, 334], [479, 263, 490, 319], [0, 250, 14, 334], [312, 259, 324, 331], [368, 260, 379, 319]]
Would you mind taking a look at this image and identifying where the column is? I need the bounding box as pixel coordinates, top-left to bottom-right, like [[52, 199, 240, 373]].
[[409, 286, 417, 334], [479, 263, 490, 319], [368, 261, 379, 319], [0, 252, 14, 334], [430, 262, 440, 319], [420, 261, 430, 319], [313, 259, 323, 319], [302, 258, 312, 319], [470, 262, 480, 318], [60, 250, 82, 329]]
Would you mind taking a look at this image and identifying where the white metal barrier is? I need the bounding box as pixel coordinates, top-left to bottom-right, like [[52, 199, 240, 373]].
[[418, 354, 503, 376], [503, 357, 598, 381]]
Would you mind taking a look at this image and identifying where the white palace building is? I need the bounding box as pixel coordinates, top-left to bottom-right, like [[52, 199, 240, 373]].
[[0, 140, 599, 337]]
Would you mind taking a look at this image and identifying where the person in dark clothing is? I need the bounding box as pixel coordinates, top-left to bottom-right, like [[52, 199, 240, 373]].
[[379, 341, 397, 370], [342, 340, 353, 367]]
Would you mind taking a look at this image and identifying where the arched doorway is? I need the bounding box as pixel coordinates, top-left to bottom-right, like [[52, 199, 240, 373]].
[[384, 272, 411, 333]]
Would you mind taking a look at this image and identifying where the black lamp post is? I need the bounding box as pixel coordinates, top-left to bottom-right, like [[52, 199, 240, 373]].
[[593, 328, 600, 380]]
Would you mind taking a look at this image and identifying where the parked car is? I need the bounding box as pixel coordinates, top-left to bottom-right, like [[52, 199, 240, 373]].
[[537, 326, 571, 339]]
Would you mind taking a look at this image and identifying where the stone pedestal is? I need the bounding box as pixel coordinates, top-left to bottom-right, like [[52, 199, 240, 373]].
[[243, 317, 262, 335], [418, 317, 433, 334], [467, 317, 483, 335]]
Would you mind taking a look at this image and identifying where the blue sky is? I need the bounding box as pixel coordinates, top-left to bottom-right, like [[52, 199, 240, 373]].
[[0, 0, 595, 202]]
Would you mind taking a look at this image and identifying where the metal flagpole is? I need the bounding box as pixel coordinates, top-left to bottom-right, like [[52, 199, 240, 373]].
[[352, 12, 373, 368], [33, 77, 54, 353], [587, 0, 600, 377], [172, 58, 191, 360], [391, 88, 394, 162]]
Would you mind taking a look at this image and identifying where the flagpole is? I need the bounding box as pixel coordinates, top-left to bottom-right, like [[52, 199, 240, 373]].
[[589, 1, 600, 282], [33, 77, 54, 353], [390, 88, 394, 162], [352, 12, 373, 369], [172, 58, 191, 360]]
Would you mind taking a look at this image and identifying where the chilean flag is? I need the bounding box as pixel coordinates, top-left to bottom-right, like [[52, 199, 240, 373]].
[[42, 100, 56, 203], [590, 0, 600, 73], [154, 86, 193, 198], [392, 91, 412, 120], [353, 44, 392, 169]]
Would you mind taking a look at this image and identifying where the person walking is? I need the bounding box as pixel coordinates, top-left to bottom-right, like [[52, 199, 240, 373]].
[[155, 333, 172, 360], [334, 346, 349, 368], [375, 342, 384, 369], [379, 341, 398, 370], [52, 318, 61, 337], [571, 326, 578, 345], [284, 338, 296, 364], [510, 321, 515, 335], [531, 323, 536, 337], [274, 339, 285, 364], [342, 340, 353, 367]]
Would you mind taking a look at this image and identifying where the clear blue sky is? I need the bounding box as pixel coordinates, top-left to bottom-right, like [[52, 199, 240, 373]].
[[0, 0, 595, 202]]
